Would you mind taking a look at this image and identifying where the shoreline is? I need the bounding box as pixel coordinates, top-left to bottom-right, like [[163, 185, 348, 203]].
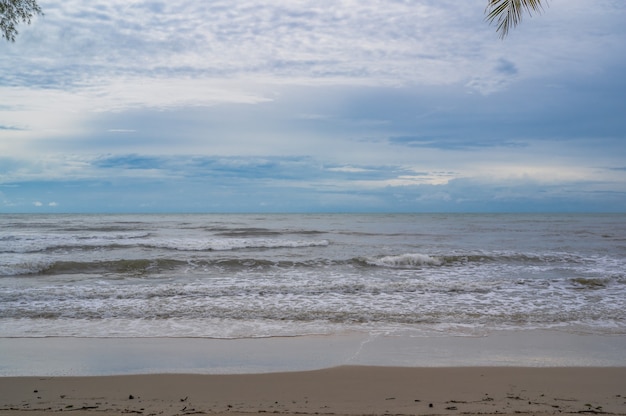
[[2, 366, 626, 416], [1, 330, 626, 376], [2, 331, 625, 415]]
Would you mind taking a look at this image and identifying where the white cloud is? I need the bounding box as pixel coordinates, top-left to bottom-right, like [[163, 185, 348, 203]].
[[84, 77, 273, 112], [356, 175, 454, 188], [10, 1, 619, 94], [326, 166, 371, 173]]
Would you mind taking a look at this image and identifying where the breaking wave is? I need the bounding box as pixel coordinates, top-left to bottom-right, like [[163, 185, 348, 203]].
[[364, 253, 443, 268]]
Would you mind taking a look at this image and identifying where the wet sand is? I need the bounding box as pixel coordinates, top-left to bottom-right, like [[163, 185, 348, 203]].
[[2, 331, 626, 376], [2, 366, 626, 416]]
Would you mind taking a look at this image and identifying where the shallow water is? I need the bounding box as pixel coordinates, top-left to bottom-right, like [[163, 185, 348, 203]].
[[2, 330, 625, 376]]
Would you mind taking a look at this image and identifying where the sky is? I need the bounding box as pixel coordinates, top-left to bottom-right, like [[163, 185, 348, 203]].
[[1, 0, 625, 213]]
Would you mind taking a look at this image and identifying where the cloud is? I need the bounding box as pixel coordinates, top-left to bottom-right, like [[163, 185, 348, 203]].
[[1, 0, 625, 213], [388, 136, 526, 150], [326, 166, 372, 173], [8, 0, 614, 102], [465, 58, 521, 95], [1, 154, 624, 213]]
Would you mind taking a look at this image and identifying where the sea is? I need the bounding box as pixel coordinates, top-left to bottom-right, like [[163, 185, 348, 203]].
[[1, 213, 625, 339]]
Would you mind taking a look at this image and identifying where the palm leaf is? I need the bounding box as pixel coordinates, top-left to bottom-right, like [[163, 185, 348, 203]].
[[1, 0, 43, 42], [486, 0, 545, 39]]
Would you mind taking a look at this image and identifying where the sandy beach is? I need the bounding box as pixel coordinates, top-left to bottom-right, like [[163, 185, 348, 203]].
[[2, 333, 626, 415], [2, 366, 626, 416]]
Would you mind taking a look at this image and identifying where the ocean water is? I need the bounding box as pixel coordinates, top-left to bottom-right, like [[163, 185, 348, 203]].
[[1, 213, 625, 339]]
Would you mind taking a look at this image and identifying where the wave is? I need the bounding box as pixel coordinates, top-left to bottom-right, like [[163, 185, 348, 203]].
[[358, 251, 588, 269], [212, 227, 326, 238], [570, 277, 612, 289], [1, 249, 616, 277], [2, 253, 448, 277], [146, 238, 329, 252], [0, 233, 330, 254], [0, 232, 151, 253], [42, 259, 187, 276], [353, 252, 626, 279], [1, 256, 338, 277], [47, 258, 335, 276], [363, 253, 444, 268]]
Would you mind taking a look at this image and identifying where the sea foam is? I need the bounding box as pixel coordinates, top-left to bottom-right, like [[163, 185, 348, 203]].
[[366, 253, 443, 268]]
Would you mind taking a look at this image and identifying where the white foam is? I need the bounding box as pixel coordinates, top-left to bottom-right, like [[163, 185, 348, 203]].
[[0, 253, 54, 276], [0, 231, 151, 253], [366, 253, 443, 268], [150, 238, 330, 251]]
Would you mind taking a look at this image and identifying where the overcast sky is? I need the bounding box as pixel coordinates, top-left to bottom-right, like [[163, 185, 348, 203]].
[[1, 0, 625, 213]]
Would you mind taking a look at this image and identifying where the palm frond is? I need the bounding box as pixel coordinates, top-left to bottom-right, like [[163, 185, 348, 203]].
[[485, 0, 545, 39], [1, 0, 43, 42]]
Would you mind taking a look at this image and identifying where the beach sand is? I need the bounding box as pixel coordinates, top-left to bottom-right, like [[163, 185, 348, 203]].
[[2, 366, 626, 416]]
